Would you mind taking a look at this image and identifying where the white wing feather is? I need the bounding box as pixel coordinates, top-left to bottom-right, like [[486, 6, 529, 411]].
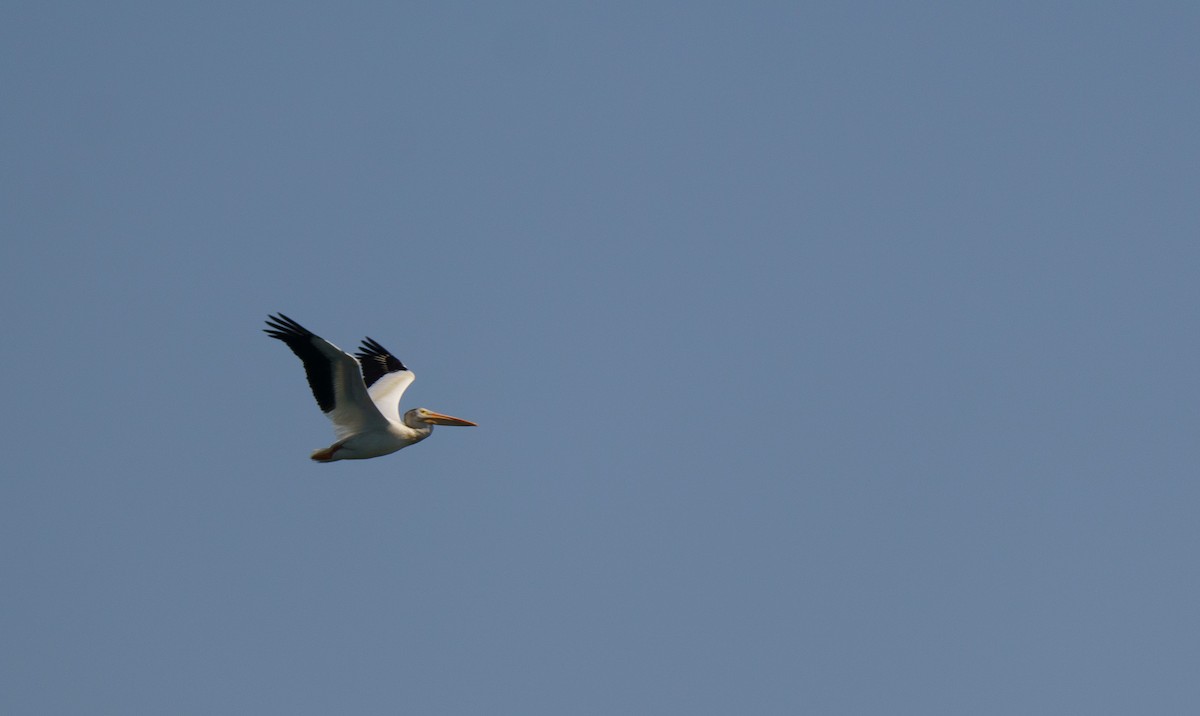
[[263, 314, 391, 442], [310, 339, 391, 440], [365, 370, 415, 422]]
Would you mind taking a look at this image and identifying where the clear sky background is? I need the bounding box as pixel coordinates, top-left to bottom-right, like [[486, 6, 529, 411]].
[[3, 2, 1198, 714]]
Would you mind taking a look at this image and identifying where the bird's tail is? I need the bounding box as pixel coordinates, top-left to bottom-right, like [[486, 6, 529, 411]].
[[310, 444, 341, 462]]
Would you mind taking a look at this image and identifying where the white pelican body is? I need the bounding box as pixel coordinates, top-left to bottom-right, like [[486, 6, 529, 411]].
[[264, 313, 476, 462]]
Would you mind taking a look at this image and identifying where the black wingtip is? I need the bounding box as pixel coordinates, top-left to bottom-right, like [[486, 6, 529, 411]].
[[262, 313, 337, 413], [355, 336, 408, 371], [263, 313, 315, 341], [354, 335, 409, 388]]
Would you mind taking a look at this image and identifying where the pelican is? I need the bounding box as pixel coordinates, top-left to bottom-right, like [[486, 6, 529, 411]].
[[263, 313, 476, 462]]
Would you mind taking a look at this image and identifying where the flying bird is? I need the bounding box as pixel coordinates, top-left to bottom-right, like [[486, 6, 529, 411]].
[[263, 313, 476, 462]]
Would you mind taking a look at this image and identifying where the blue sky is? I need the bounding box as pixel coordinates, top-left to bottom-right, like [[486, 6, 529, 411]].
[[3, 2, 1198, 713]]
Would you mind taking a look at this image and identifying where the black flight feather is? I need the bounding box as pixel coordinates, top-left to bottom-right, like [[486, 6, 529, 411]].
[[355, 337, 408, 389], [263, 313, 338, 413]]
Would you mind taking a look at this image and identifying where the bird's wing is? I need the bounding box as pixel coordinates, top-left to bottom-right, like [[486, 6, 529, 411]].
[[264, 314, 390, 440], [354, 336, 416, 421]]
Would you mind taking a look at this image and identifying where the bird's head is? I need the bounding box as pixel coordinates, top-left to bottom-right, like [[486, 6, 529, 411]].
[[404, 407, 478, 428]]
